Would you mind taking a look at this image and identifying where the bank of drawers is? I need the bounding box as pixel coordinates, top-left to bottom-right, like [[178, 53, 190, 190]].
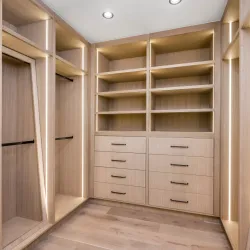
[[149, 137, 214, 215], [94, 136, 146, 205]]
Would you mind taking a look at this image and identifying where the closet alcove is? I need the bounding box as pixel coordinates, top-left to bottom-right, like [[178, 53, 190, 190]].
[[2, 48, 45, 248]]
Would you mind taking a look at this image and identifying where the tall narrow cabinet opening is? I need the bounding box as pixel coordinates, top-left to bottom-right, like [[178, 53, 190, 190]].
[[2, 53, 43, 247], [55, 22, 86, 221]]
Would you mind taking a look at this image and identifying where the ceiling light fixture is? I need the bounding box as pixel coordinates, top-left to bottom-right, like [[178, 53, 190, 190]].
[[169, 0, 182, 5], [103, 11, 114, 19]]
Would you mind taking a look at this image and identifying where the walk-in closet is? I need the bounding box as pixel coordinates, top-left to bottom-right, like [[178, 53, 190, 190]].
[[0, 0, 250, 250]]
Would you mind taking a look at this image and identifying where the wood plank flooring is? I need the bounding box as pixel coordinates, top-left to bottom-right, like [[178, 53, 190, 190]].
[[31, 200, 231, 250]]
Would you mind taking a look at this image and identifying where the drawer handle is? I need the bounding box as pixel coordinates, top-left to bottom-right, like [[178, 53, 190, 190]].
[[171, 145, 189, 149], [111, 191, 126, 195], [171, 163, 189, 167], [111, 143, 126, 146], [111, 159, 127, 163], [111, 175, 126, 179], [170, 181, 189, 186], [170, 199, 189, 204]]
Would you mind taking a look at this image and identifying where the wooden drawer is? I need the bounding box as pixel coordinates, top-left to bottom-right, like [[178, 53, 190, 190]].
[[149, 172, 213, 195], [149, 189, 213, 215], [94, 167, 145, 187], [149, 138, 213, 157], [95, 151, 146, 171], [149, 155, 213, 176], [95, 136, 146, 153], [94, 182, 145, 205]]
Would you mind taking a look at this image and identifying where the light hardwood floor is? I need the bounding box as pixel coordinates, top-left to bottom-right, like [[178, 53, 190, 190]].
[[31, 200, 231, 250]]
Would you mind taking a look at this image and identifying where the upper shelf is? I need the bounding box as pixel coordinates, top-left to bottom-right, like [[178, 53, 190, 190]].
[[222, 0, 239, 23], [97, 69, 147, 82], [223, 30, 239, 60], [151, 61, 214, 79], [150, 30, 213, 54], [56, 55, 85, 77], [3, 0, 50, 27], [98, 89, 146, 98], [150, 85, 214, 95], [56, 22, 86, 51], [98, 41, 147, 61], [2, 25, 49, 58]]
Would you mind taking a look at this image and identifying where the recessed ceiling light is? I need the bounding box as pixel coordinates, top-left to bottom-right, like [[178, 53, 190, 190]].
[[169, 0, 182, 5], [102, 11, 114, 19]]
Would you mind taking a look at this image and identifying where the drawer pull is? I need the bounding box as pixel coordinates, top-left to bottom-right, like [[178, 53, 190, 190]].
[[171, 163, 189, 167], [111, 143, 126, 146], [111, 159, 126, 163], [111, 175, 126, 179], [170, 181, 189, 186], [171, 145, 189, 149], [111, 191, 126, 195], [170, 199, 189, 204]]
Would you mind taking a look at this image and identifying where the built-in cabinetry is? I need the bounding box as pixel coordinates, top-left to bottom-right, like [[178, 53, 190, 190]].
[[220, 0, 250, 249], [92, 22, 220, 218], [0, 0, 89, 249]]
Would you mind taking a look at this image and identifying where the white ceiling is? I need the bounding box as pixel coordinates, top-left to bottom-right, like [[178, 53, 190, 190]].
[[42, 0, 228, 44]]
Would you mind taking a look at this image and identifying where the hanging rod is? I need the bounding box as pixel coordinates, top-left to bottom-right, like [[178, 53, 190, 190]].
[[2, 140, 35, 147], [56, 73, 74, 82], [55, 136, 74, 141]]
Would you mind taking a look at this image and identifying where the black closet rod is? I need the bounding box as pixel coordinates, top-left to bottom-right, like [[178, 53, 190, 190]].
[[55, 136, 74, 141], [2, 140, 35, 147], [56, 73, 74, 82]]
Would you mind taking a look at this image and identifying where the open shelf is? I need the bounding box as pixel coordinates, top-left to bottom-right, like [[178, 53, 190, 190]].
[[221, 220, 238, 250], [97, 113, 146, 132], [151, 61, 214, 79], [3, 25, 49, 58], [55, 195, 85, 222], [151, 90, 213, 111], [97, 69, 147, 93], [56, 22, 86, 71], [150, 85, 213, 95], [150, 30, 214, 67], [223, 30, 239, 60], [98, 94, 146, 113], [3, 0, 51, 52], [56, 55, 84, 77], [98, 89, 146, 98], [151, 109, 214, 114], [56, 22, 85, 51], [97, 41, 147, 74], [97, 111, 146, 115], [151, 112, 213, 132]]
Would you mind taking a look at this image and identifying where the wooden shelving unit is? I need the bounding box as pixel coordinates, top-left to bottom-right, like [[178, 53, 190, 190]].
[[0, 1, 89, 248], [56, 55, 84, 77], [2, 25, 49, 58], [221, 0, 241, 249], [150, 30, 214, 67], [2, 0, 52, 55], [55, 20, 87, 222]]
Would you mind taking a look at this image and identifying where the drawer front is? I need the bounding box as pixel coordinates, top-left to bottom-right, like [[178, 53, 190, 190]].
[[149, 172, 213, 195], [149, 155, 213, 176], [149, 189, 213, 215], [95, 167, 145, 187], [95, 152, 146, 171], [94, 182, 145, 205], [95, 136, 146, 153], [149, 138, 213, 157]]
